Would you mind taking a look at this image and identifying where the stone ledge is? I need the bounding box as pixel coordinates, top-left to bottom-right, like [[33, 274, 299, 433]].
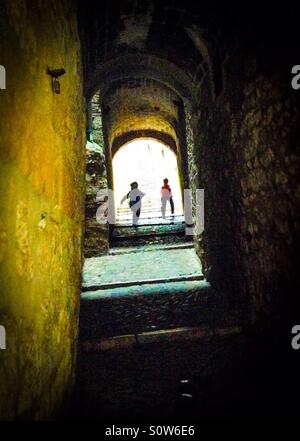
[[80, 325, 242, 352], [108, 242, 194, 256], [82, 273, 204, 292]]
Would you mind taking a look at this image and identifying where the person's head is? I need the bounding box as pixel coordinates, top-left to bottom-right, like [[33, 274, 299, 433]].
[[163, 178, 169, 185], [130, 181, 138, 189]]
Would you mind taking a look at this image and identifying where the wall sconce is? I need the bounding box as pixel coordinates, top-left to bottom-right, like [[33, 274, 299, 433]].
[[47, 67, 66, 94]]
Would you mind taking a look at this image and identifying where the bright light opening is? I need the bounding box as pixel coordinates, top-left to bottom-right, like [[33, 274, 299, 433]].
[[113, 139, 183, 223]]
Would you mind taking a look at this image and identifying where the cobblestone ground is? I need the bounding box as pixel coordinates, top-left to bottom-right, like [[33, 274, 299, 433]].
[[80, 280, 241, 339]]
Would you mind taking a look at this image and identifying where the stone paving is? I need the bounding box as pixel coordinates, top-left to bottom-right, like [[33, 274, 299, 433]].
[[80, 280, 237, 339], [80, 225, 243, 339], [81, 237, 217, 338], [82, 246, 203, 289]]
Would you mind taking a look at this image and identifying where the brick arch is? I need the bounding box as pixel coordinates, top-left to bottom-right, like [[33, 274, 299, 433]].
[[85, 54, 197, 109], [111, 130, 177, 157]]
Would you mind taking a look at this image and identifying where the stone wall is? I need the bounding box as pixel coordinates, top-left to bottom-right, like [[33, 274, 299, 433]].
[[191, 12, 300, 324], [0, 0, 85, 420], [85, 92, 109, 257]]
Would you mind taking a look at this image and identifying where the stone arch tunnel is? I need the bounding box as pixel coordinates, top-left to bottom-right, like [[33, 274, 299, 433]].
[[0, 0, 300, 422]]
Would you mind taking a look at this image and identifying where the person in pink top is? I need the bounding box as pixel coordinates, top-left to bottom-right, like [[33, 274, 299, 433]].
[[161, 178, 174, 219]]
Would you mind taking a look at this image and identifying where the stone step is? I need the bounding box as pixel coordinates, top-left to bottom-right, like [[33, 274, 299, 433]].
[[80, 325, 242, 352], [75, 327, 265, 422], [82, 246, 202, 289], [112, 223, 186, 241], [108, 242, 194, 255], [111, 234, 188, 248], [115, 216, 184, 225], [117, 204, 164, 211], [79, 281, 243, 340], [82, 273, 204, 292]]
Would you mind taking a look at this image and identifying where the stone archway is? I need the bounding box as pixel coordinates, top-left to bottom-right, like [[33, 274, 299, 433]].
[[112, 138, 183, 224]]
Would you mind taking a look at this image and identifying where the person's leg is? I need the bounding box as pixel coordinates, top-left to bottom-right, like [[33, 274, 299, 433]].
[[161, 198, 166, 218], [132, 201, 141, 226], [170, 196, 174, 214], [132, 209, 138, 226]]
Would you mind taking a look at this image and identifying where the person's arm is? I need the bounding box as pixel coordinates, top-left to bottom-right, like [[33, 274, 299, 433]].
[[121, 192, 129, 204]]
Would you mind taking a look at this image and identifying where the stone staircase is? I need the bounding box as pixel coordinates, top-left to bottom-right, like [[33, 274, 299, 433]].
[[80, 222, 242, 342], [76, 222, 250, 422], [115, 184, 183, 225], [111, 220, 186, 245]]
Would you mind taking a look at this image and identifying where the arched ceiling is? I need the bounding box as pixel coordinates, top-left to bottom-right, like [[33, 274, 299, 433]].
[[79, 0, 242, 152], [112, 132, 177, 157], [101, 78, 181, 153], [78, 0, 227, 96], [85, 54, 197, 105]]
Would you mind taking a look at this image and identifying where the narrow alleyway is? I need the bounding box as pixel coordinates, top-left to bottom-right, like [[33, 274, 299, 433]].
[[1, 0, 300, 422]]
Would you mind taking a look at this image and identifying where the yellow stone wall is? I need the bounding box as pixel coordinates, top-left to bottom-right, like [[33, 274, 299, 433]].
[[0, 0, 86, 420]]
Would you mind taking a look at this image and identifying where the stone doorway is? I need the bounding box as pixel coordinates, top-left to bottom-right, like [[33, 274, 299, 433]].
[[113, 138, 183, 225]]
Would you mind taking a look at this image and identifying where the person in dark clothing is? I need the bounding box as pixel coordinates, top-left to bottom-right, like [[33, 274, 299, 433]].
[[121, 181, 145, 226]]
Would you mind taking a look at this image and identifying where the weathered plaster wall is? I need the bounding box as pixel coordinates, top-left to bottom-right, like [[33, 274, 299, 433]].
[[0, 0, 85, 420]]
